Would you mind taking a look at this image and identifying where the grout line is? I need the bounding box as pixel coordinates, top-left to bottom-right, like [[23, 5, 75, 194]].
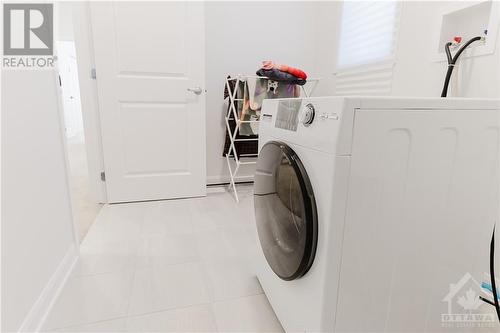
[[126, 300, 213, 320], [44, 314, 129, 332], [124, 254, 138, 318], [210, 291, 266, 305], [124, 205, 147, 318], [71, 268, 136, 279]]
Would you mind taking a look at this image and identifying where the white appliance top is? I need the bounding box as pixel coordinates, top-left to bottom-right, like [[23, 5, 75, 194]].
[[259, 96, 500, 155]]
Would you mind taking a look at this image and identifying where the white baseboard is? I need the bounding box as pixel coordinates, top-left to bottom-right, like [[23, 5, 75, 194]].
[[206, 174, 254, 185], [18, 244, 79, 333]]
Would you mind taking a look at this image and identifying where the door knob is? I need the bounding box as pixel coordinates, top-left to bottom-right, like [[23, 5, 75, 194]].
[[187, 87, 203, 95]]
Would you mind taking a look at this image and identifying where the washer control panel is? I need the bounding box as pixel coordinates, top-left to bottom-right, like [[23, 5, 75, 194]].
[[261, 97, 349, 155]]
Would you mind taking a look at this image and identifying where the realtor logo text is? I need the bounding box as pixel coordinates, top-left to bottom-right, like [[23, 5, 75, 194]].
[[3, 3, 54, 69]]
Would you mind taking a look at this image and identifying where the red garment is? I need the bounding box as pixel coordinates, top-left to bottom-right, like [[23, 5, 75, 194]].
[[276, 64, 307, 80], [261, 61, 308, 80]]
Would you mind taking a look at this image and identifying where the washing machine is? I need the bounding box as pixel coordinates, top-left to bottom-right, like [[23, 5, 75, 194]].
[[253, 96, 500, 332]]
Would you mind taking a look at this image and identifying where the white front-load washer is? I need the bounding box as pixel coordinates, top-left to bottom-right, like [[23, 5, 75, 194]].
[[253, 97, 500, 332]]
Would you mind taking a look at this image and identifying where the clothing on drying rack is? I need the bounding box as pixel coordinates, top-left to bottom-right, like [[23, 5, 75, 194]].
[[222, 117, 259, 158], [261, 61, 308, 80], [240, 77, 300, 135], [222, 76, 258, 157], [222, 75, 301, 157], [239, 77, 266, 136], [256, 68, 306, 85]]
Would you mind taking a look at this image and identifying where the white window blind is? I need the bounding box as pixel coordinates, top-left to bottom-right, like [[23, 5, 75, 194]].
[[335, 1, 401, 95]]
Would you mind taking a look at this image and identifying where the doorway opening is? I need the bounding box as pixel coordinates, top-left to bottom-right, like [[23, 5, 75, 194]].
[[56, 3, 102, 242]]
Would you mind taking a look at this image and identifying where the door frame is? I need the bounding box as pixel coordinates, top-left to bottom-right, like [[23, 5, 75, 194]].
[[71, 1, 107, 203]]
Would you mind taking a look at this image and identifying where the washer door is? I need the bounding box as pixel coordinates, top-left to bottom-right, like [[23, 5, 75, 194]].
[[254, 141, 318, 280]]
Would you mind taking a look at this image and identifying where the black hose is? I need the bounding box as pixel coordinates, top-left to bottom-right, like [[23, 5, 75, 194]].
[[440, 42, 454, 97], [453, 36, 483, 62], [441, 36, 483, 97], [490, 228, 500, 322], [445, 41, 453, 64], [441, 65, 454, 98]]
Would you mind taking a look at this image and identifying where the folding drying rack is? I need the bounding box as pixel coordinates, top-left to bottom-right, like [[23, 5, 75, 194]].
[[224, 75, 319, 202]]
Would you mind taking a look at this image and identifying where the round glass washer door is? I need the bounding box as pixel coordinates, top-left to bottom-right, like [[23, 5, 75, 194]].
[[254, 141, 318, 281]]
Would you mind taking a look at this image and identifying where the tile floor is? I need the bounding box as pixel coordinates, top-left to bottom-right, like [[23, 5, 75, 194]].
[[43, 185, 284, 332]]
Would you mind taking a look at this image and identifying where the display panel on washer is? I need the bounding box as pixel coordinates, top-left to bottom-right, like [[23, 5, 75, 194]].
[[254, 141, 318, 280], [275, 100, 302, 132]]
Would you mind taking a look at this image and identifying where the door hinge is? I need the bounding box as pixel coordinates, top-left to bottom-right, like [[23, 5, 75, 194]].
[[58, 74, 62, 87], [91, 68, 97, 79], [100, 171, 106, 181]]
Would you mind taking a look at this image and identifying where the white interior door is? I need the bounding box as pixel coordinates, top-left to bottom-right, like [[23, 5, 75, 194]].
[[90, 2, 206, 203]]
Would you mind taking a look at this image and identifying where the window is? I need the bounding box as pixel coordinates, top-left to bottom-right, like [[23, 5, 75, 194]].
[[335, 1, 401, 95]]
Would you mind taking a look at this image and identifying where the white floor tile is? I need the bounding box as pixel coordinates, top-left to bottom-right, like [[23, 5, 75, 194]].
[[126, 304, 217, 332], [73, 239, 139, 277], [142, 200, 194, 236], [220, 224, 260, 260], [43, 271, 134, 330], [95, 202, 149, 226], [128, 262, 210, 316], [190, 213, 219, 232], [136, 234, 200, 268], [50, 318, 127, 332], [212, 294, 284, 333], [84, 203, 147, 243], [194, 229, 240, 262], [203, 259, 263, 301], [190, 194, 245, 229]]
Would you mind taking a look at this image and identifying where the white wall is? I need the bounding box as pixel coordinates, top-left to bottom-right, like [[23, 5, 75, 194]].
[[1, 70, 78, 332], [55, 2, 75, 42], [315, 1, 500, 98], [392, 1, 500, 98], [312, 1, 343, 96], [205, 1, 319, 183]]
